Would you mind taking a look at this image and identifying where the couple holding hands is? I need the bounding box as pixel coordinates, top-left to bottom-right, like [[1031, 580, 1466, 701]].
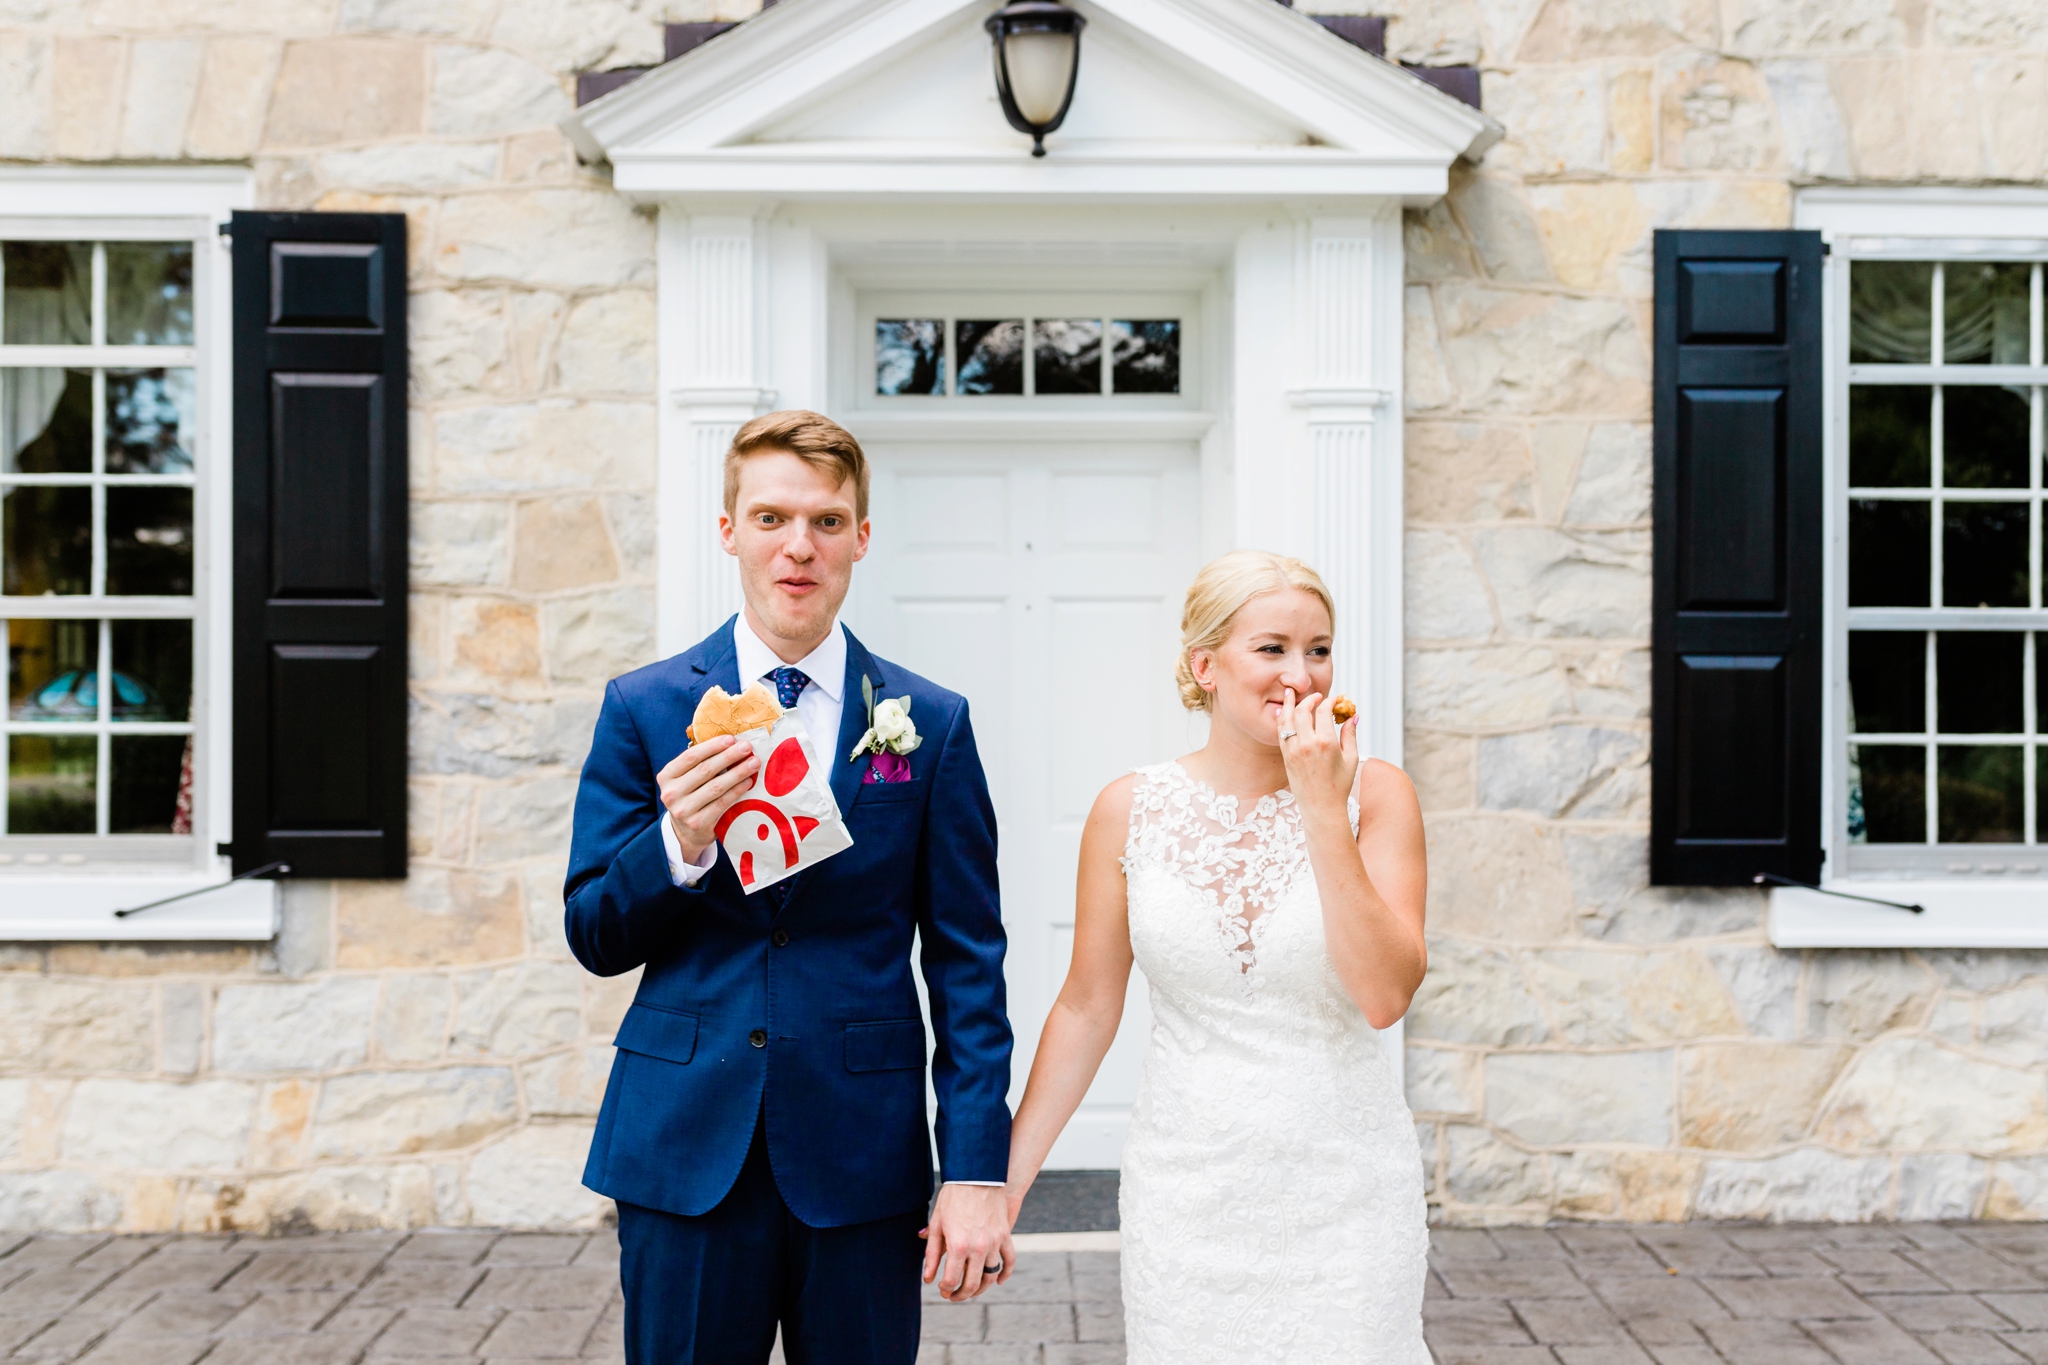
[[564, 411, 1431, 1365]]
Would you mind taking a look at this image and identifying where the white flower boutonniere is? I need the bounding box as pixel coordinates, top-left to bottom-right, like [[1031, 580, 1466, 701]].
[[849, 673, 922, 761]]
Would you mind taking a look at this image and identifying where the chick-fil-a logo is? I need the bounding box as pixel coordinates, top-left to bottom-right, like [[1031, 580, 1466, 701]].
[[714, 736, 822, 886]]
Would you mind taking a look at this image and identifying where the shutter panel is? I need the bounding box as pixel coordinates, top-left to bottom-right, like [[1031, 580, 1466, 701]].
[[229, 212, 408, 878], [1651, 229, 1824, 886]]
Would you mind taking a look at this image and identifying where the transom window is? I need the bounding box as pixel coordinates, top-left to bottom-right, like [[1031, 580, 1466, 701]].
[[1843, 255, 2048, 868], [1, 239, 198, 845], [876, 316, 1181, 396]]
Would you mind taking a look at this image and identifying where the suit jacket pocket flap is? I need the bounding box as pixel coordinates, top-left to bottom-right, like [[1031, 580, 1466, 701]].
[[844, 1019, 926, 1073], [614, 1003, 699, 1065]]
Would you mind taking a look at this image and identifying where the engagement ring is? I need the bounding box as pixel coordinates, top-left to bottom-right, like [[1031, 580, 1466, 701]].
[[1278, 728, 1296, 740]]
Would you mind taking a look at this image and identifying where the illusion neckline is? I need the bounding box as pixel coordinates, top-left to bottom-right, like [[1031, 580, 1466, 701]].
[[1164, 759, 1295, 816]]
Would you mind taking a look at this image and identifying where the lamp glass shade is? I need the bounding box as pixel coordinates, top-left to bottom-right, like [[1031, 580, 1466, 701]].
[[1001, 29, 1077, 126]]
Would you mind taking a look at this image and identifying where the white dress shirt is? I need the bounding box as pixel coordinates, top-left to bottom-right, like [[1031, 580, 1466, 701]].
[[661, 614, 847, 886], [655, 616, 1004, 1192]]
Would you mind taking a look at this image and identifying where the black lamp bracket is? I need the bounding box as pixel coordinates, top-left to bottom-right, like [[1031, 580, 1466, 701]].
[[986, 0, 1087, 158]]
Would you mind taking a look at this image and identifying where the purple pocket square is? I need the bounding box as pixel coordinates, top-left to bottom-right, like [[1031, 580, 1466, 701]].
[[862, 752, 913, 784]]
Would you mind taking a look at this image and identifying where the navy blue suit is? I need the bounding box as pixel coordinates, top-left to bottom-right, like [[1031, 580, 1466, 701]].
[[565, 620, 1011, 1363]]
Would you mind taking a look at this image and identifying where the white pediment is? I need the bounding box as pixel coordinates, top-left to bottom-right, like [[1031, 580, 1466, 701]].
[[564, 0, 1499, 202], [753, 4, 1311, 149]]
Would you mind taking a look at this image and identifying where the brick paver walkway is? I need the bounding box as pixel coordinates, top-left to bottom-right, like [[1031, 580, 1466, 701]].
[[7, 1222, 2048, 1362]]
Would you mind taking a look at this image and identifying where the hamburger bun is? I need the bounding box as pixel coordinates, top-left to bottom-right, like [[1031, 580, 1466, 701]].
[[687, 682, 783, 744]]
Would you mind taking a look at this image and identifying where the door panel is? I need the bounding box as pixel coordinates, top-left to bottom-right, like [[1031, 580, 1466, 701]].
[[850, 442, 1202, 1168]]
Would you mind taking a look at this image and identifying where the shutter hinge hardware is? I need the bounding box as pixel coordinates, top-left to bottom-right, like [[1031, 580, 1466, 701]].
[[115, 860, 292, 919], [216, 841, 232, 857], [1753, 872, 1922, 914]]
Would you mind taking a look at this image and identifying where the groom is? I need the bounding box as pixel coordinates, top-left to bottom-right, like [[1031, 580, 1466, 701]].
[[564, 410, 1015, 1363]]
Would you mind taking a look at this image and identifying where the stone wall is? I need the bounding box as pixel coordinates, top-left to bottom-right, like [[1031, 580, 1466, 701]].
[[4, 0, 2048, 1233], [0, 0, 762, 1233], [1393, 0, 2048, 1223]]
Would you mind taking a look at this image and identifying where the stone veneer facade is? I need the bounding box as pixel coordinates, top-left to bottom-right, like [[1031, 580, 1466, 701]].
[[0, 0, 2045, 1231]]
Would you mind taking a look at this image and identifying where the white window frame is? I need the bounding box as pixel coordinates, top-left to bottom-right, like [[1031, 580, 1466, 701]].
[[0, 167, 273, 940], [1778, 188, 2048, 947]]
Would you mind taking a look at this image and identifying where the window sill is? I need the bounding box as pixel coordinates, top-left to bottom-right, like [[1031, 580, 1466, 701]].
[[1770, 881, 2048, 948], [0, 874, 277, 941]]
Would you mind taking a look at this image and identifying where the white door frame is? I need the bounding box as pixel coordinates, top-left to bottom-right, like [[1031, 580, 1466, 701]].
[[652, 202, 1409, 1116], [654, 201, 1406, 762]]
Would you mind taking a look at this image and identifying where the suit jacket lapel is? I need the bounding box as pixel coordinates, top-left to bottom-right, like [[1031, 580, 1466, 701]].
[[690, 615, 742, 700], [830, 626, 881, 817], [776, 627, 881, 919]]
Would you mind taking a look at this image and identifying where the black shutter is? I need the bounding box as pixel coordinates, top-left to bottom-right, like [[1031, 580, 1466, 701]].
[[229, 212, 408, 878], [1651, 229, 1824, 886]]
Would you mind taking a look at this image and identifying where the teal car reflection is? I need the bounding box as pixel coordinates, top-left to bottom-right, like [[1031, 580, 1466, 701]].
[[13, 669, 170, 721]]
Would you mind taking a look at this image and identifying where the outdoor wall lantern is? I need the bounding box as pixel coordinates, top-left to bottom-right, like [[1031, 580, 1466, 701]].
[[986, 0, 1086, 157]]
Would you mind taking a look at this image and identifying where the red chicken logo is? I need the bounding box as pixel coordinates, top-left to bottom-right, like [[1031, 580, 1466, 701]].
[[714, 738, 823, 886]]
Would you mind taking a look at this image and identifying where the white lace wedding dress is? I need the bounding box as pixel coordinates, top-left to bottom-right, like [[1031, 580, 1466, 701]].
[[1117, 761, 1428, 1365]]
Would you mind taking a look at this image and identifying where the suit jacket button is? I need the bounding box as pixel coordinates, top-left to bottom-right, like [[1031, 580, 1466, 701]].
[[749, 1029, 767, 1048], [772, 929, 789, 947]]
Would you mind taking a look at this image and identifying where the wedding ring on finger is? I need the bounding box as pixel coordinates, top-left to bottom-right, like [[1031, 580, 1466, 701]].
[[1278, 728, 1297, 741], [985, 1259, 1003, 1275]]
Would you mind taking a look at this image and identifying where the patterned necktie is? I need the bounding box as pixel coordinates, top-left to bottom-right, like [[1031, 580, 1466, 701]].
[[765, 667, 812, 908], [768, 666, 811, 709]]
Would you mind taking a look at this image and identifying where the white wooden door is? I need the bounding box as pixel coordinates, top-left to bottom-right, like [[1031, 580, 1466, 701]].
[[847, 439, 1203, 1168]]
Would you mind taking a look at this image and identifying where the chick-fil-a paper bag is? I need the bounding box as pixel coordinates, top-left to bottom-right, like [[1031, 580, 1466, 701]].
[[712, 714, 854, 893]]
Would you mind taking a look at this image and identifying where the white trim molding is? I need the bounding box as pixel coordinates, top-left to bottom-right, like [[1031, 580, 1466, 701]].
[[1785, 186, 2048, 947], [0, 166, 257, 941], [0, 877, 277, 941], [562, 0, 1496, 204], [1772, 883, 2048, 949]]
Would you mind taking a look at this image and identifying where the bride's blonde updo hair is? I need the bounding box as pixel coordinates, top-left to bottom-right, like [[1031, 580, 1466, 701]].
[[1174, 550, 1336, 712]]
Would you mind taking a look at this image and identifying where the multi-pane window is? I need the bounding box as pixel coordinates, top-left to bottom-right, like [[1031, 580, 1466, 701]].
[[876, 316, 1181, 396], [1844, 257, 2048, 862], [1, 240, 197, 842]]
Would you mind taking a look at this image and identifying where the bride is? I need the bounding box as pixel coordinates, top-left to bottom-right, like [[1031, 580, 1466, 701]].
[[1004, 550, 1430, 1364]]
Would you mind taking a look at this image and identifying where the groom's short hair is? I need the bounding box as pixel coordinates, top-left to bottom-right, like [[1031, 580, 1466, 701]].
[[725, 410, 870, 522]]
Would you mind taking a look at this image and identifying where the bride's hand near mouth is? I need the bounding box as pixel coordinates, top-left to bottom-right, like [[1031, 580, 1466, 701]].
[[1276, 687, 1357, 822]]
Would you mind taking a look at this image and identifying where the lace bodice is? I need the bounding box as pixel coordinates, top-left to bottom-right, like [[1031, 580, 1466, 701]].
[[1122, 760, 1357, 984], [1115, 760, 1426, 1365]]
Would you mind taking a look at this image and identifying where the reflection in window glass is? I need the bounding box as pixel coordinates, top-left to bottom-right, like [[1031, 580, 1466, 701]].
[[1848, 386, 1929, 487], [876, 320, 945, 396], [1937, 632, 2022, 733], [1942, 502, 2029, 608], [1850, 261, 1933, 364], [105, 242, 194, 347], [3, 485, 92, 595], [106, 487, 194, 596], [1852, 744, 1925, 843], [110, 619, 192, 721], [1944, 263, 2031, 366], [1111, 320, 1180, 393], [956, 320, 1024, 395], [7, 619, 98, 721], [1848, 631, 1924, 734], [1, 235, 200, 844], [105, 368, 195, 474], [111, 734, 188, 834], [1849, 499, 1930, 607], [7, 734, 96, 834], [1943, 385, 2029, 490], [1033, 319, 1102, 394], [2, 368, 91, 475], [1, 242, 91, 346], [1938, 745, 2023, 842]]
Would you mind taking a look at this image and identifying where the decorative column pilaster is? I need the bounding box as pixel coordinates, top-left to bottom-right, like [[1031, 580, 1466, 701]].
[[1290, 212, 1402, 765], [658, 209, 777, 654]]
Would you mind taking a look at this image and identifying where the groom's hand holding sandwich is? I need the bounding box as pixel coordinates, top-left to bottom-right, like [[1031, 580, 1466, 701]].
[[565, 411, 1014, 1364]]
